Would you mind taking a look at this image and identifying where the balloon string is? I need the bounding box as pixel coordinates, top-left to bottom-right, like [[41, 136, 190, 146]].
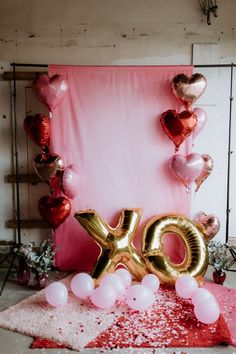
[[190, 184, 196, 218]]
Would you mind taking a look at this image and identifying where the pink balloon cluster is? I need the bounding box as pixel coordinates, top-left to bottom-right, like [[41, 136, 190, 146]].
[[45, 270, 160, 312], [175, 275, 220, 324], [71, 270, 160, 311]]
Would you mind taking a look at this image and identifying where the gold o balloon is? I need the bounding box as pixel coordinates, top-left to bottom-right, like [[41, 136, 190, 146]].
[[142, 214, 208, 284]]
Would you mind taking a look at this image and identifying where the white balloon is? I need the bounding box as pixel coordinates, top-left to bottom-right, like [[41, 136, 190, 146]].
[[141, 274, 160, 293], [191, 288, 216, 306], [115, 268, 132, 288], [91, 285, 117, 309], [100, 273, 126, 300], [175, 275, 198, 299], [70, 273, 94, 300]]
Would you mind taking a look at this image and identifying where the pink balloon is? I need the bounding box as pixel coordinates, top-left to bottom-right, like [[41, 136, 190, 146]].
[[192, 108, 207, 140], [100, 273, 126, 300], [33, 73, 69, 112], [194, 300, 220, 324], [62, 164, 80, 199], [175, 275, 198, 299], [191, 288, 216, 307], [141, 274, 160, 293], [115, 268, 132, 288], [45, 282, 68, 307], [90, 285, 117, 309], [126, 284, 155, 311], [169, 153, 204, 188], [70, 273, 94, 300]]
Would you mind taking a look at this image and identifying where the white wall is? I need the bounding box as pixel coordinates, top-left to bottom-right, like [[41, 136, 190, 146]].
[[0, 0, 236, 65], [192, 66, 232, 242], [0, 0, 236, 245]]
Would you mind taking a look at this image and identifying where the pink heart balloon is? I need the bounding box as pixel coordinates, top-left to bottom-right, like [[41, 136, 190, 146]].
[[192, 108, 207, 140], [169, 153, 204, 188], [62, 164, 80, 199], [33, 73, 69, 111]]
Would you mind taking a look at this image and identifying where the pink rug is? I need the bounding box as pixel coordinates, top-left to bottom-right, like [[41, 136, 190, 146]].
[[0, 275, 235, 351]]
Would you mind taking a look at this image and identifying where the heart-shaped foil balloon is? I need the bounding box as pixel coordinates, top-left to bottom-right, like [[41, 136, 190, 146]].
[[38, 196, 71, 229], [193, 211, 220, 242], [195, 154, 214, 192], [62, 164, 80, 199], [171, 73, 207, 109], [33, 73, 69, 112], [192, 108, 207, 141], [161, 110, 197, 151], [23, 114, 50, 148], [33, 153, 64, 184], [169, 153, 204, 188]]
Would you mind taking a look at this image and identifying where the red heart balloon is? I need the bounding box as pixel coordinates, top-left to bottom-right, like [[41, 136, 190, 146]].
[[171, 73, 207, 109], [161, 109, 197, 151], [33, 73, 69, 111], [38, 196, 71, 229], [24, 114, 50, 148]]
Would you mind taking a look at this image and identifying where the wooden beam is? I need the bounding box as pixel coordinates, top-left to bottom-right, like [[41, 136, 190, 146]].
[[5, 220, 50, 229], [5, 174, 43, 184], [3, 71, 47, 81]]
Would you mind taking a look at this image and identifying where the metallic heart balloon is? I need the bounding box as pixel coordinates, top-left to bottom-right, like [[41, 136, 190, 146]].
[[23, 114, 50, 148], [33, 73, 69, 112], [169, 153, 204, 188], [193, 211, 220, 243], [33, 153, 64, 184], [160, 109, 197, 152], [171, 73, 207, 109], [192, 108, 207, 141], [195, 154, 214, 192], [62, 164, 80, 199], [38, 196, 71, 230]]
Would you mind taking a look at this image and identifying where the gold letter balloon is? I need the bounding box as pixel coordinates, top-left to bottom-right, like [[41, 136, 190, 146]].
[[74, 209, 208, 285], [74, 208, 148, 285], [142, 214, 208, 284]]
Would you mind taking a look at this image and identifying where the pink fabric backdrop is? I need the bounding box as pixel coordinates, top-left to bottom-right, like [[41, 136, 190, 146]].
[[49, 65, 193, 271]]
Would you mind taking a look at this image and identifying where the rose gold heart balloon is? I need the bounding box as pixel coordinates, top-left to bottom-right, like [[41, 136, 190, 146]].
[[169, 153, 204, 188], [38, 196, 71, 229], [33, 73, 69, 112], [33, 153, 64, 184], [171, 73, 207, 109], [194, 211, 220, 243], [161, 109, 197, 152], [195, 154, 214, 192]]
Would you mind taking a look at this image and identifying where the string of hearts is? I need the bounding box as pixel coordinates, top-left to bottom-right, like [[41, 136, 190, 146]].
[[160, 73, 220, 242], [23, 73, 77, 230], [161, 73, 213, 193]]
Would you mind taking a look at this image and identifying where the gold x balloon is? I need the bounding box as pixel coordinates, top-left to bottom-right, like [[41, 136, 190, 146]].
[[74, 208, 148, 284]]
